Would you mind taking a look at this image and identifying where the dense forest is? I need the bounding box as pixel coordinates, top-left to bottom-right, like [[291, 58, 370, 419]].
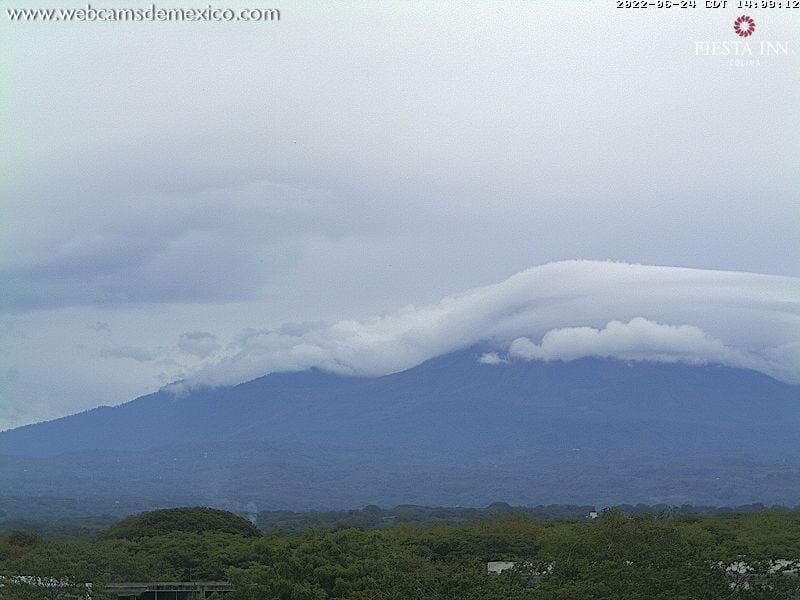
[[2, 507, 800, 599]]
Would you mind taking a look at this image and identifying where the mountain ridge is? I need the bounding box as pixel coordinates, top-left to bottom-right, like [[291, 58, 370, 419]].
[[2, 350, 799, 508]]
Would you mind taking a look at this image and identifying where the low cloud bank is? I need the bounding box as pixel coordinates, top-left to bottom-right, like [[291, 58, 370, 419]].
[[176, 261, 800, 389], [502, 317, 780, 375]]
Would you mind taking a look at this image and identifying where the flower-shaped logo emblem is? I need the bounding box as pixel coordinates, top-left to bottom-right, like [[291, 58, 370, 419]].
[[733, 15, 755, 38]]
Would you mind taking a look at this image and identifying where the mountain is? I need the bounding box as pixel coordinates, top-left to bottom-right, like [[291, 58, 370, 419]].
[[1, 350, 799, 512]]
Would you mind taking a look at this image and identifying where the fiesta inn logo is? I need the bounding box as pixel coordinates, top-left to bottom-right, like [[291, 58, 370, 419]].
[[733, 15, 755, 38], [694, 15, 791, 60]]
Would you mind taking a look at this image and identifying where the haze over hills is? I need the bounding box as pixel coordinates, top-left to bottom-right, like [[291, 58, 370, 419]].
[[2, 349, 799, 512]]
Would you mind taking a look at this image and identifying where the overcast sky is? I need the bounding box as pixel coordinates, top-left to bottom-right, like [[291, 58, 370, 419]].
[[2, 2, 799, 430]]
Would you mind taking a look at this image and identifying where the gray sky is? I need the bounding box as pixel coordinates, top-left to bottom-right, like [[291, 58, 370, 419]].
[[2, 2, 799, 430]]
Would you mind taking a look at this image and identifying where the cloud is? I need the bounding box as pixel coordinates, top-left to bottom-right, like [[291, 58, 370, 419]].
[[2, 5, 798, 317], [174, 261, 800, 390], [0, 178, 384, 311], [503, 318, 771, 372], [101, 346, 156, 363], [178, 331, 221, 359], [478, 352, 508, 365]]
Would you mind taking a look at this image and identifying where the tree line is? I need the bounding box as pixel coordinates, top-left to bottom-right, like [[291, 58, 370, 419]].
[[1, 507, 800, 599]]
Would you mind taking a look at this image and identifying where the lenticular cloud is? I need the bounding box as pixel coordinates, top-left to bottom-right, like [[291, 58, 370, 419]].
[[180, 261, 800, 389]]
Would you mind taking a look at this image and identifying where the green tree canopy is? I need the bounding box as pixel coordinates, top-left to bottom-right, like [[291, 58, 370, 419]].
[[100, 507, 260, 540]]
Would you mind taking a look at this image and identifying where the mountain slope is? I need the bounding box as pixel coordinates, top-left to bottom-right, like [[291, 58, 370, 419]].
[[1, 350, 799, 509]]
